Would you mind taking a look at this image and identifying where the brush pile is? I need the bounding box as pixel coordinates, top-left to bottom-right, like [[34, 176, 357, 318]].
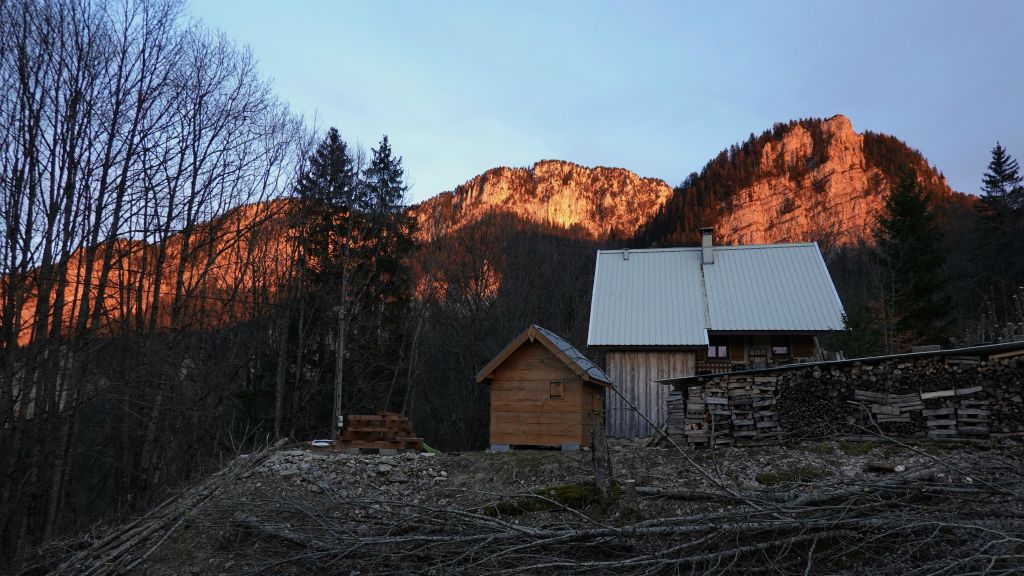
[[36, 436, 1024, 576]]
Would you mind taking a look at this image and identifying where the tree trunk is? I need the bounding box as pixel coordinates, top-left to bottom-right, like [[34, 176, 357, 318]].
[[591, 422, 614, 501], [332, 306, 346, 439], [274, 306, 290, 439]]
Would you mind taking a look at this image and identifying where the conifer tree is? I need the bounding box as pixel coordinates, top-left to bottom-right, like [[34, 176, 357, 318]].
[[356, 135, 417, 411], [293, 127, 365, 286], [286, 128, 364, 439], [981, 142, 1024, 210], [973, 143, 1024, 339], [873, 167, 951, 350], [282, 129, 416, 437]]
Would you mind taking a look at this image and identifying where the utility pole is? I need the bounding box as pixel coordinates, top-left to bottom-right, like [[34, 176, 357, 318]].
[[332, 304, 346, 439]]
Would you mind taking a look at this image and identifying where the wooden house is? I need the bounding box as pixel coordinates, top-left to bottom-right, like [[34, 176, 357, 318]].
[[588, 228, 846, 437], [475, 325, 612, 451]]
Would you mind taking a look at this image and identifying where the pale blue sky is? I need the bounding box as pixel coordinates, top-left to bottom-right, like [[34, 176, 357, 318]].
[[191, 1, 1023, 202]]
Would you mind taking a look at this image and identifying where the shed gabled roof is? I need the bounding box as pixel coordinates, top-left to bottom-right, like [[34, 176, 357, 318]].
[[475, 325, 612, 386], [587, 243, 846, 347]]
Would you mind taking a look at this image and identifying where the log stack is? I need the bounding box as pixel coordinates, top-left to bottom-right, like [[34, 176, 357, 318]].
[[337, 412, 423, 451], [663, 344, 1024, 444], [677, 376, 783, 447]]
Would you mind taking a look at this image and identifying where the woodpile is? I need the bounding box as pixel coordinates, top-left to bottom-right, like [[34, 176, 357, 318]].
[[665, 345, 1024, 443], [338, 412, 424, 451], [666, 378, 782, 447]]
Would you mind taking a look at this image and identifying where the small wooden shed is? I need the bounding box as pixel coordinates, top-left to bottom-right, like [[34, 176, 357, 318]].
[[475, 325, 611, 451]]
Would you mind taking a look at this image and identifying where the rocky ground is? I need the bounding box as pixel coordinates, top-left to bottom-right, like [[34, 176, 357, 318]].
[[47, 437, 1024, 576]]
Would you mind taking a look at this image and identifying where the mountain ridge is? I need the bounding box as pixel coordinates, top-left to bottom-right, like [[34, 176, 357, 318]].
[[636, 114, 968, 250], [411, 159, 674, 242], [416, 115, 969, 252]]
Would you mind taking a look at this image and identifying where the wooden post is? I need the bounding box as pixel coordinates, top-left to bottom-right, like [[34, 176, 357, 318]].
[[591, 422, 613, 500]]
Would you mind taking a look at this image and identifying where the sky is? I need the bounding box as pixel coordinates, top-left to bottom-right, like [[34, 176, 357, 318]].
[[191, 0, 1024, 203]]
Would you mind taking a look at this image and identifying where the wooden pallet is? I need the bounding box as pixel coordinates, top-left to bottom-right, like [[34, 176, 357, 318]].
[[337, 412, 424, 451]]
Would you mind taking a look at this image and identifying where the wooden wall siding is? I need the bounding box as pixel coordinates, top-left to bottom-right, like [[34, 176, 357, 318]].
[[488, 341, 602, 447], [792, 335, 815, 358], [605, 351, 695, 438], [730, 336, 746, 362]]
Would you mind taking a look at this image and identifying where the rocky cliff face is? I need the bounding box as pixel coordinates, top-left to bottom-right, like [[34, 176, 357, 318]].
[[715, 115, 952, 248], [412, 160, 674, 242], [414, 116, 961, 251]]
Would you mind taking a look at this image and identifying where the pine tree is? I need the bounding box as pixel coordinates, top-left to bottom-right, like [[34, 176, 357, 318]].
[[285, 128, 364, 439], [293, 127, 364, 287], [356, 135, 417, 411], [972, 143, 1024, 340], [282, 129, 418, 437], [873, 167, 951, 350], [981, 142, 1023, 210]]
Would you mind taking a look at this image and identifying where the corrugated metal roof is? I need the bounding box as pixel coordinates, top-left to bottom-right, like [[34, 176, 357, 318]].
[[587, 249, 709, 347], [587, 243, 845, 347], [532, 325, 612, 384], [704, 244, 846, 332]]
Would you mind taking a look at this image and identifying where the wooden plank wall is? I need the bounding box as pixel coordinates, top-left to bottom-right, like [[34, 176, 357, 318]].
[[605, 351, 695, 438], [489, 341, 586, 446]]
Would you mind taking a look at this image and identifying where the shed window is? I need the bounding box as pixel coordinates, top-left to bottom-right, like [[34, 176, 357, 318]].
[[549, 380, 565, 400], [772, 336, 791, 358], [707, 336, 729, 360]]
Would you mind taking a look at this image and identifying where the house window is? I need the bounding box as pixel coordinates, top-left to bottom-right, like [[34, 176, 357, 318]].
[[772, 336, 791, 358], [549, 380, 565, 400], [707, 336, 729, 359]]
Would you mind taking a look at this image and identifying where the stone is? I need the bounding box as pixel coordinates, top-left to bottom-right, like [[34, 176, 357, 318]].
[[279, 468, 300, 479], [377, 464, 393, 473], [560, 443, 580, 452], [378, 448, 399, 456], [387, 472, 409, 483], [490, 444, 510, 453]]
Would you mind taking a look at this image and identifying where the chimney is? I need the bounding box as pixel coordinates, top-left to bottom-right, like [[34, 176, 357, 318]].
[[700, 227, 714, 265]]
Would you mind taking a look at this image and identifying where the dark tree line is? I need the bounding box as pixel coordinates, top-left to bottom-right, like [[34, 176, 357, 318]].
[[0, 0, 310, 568], [0, 0, 421, 567]]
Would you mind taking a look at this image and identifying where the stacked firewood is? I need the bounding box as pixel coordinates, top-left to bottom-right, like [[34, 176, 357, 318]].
[[676, 376, 784, 447], [667, 348, 1024, 441]]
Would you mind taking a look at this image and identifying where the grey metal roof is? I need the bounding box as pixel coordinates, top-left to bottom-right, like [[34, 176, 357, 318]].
[[587, 248, 709, 347], [532, 325, 612, 384], [704, 244, 845, 332], [587, 243, 845, 347]]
